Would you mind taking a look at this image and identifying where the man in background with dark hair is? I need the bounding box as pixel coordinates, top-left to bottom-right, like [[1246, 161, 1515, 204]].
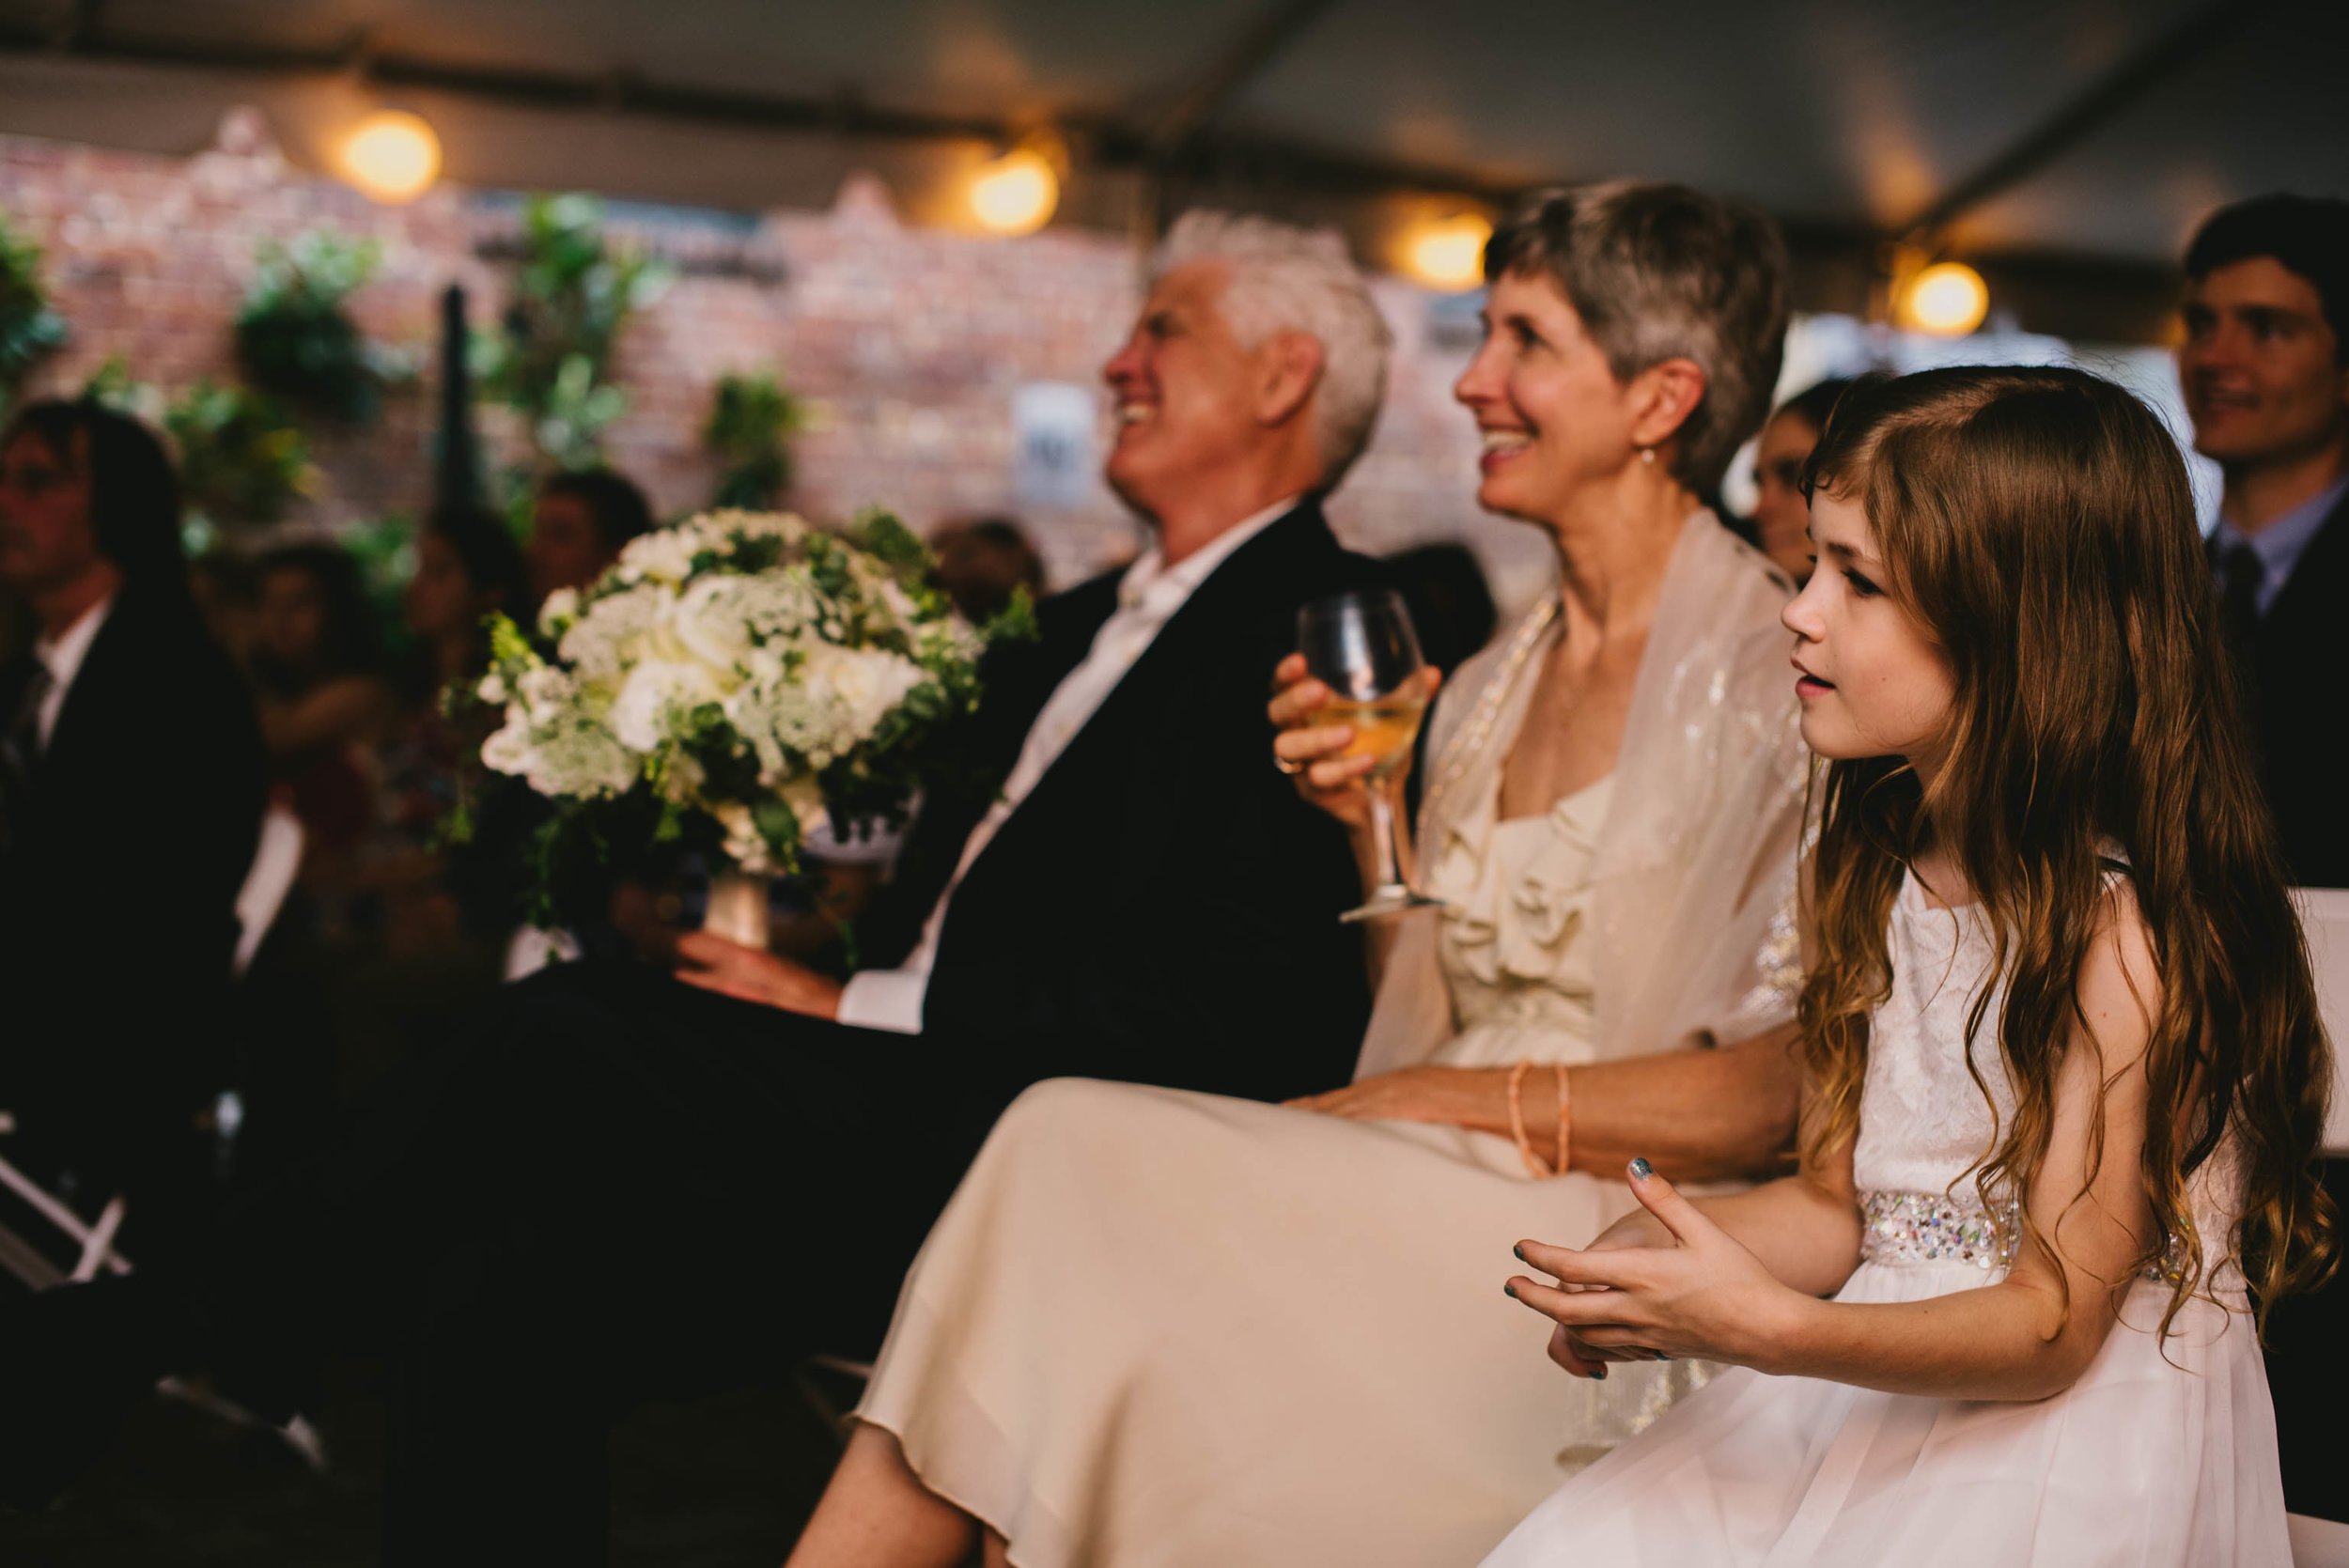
[[524, 466, 655, 606], [0, 399, 265, 1253], [927, 515, 1047, 624], [2180, 193, 2349, 1527], [2182, 192, 2349, 888]]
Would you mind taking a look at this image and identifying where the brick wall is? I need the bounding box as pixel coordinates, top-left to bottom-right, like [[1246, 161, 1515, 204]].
[[0, 109, 1547, 599]]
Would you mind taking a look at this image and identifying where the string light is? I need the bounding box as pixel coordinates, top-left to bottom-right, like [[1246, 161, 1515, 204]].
[[341, 110, 442, 204], [969, 148, 1058, 236], [1898, 260, 1989, 337], [1404, 213, 1493, 292]]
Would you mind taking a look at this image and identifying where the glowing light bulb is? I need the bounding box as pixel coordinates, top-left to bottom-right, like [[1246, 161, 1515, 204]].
[[1405, 214, 1493, 292], [341, 110, 441, 204], [969, 149, 1058, 237], [1899, 261, 1989, 337]]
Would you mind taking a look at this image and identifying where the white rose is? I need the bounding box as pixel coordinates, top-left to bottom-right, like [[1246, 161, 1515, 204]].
[[475, 671, 508, 705], [671, 575, 757, 670], [561, 584, 675, 682], [479, 710, 537, 778], [608, 657, 725, 753]]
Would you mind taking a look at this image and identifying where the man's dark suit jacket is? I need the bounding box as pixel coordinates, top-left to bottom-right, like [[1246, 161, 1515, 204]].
[[858, 497, 1386, 1101], [0, 584, 265, 1187], [2221, 487, 2349, 889]]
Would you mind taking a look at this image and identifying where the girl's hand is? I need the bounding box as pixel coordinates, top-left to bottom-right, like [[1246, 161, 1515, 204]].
[[1506, 1160, 1804, 1374], [1267, 653, 1439, 833], [1285, 1065, 1491, 1128], [1532, 1206, 1676, 1376]]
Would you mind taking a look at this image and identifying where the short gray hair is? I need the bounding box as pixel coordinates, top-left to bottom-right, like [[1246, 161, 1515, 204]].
[[1155, 210, 1393, 489], [1486, 181, 1789, 495]]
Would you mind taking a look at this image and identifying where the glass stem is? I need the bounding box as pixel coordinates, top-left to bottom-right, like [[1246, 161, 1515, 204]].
[[1364, 782, 1406, 894]]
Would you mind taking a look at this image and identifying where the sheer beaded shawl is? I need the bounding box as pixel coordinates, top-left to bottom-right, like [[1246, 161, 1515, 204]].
[[1356, 513, 1810, 1078]]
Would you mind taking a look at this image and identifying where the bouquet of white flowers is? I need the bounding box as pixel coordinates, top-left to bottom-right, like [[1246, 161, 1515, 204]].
[[465, 505, 1025, 924]]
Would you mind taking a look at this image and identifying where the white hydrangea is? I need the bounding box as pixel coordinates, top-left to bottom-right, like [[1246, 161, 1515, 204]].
[[723, 644, 921, 779], [480, 708, 638, 800]]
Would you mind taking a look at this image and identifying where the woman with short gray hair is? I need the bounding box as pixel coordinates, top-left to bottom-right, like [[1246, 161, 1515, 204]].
[[789, 182, 1811, 1568]]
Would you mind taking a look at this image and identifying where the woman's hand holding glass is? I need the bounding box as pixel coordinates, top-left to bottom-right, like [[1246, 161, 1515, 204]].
[[1272, 589, 1444, 921], [1268, 652, 1441, 834]]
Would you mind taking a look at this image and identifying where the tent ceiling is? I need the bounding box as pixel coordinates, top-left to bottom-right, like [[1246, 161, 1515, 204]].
[[1, 0, 2343, 335]]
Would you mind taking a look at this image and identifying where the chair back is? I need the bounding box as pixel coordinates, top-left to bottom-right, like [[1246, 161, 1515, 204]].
[[2294, 888, 2349, 1158]]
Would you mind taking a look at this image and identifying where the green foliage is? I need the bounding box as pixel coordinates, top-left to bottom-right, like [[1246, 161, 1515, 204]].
[[342, 510, 419, 662], [0, 212, 69, 409], [79, 357, 159, 420], [235, 230, 407, 422], [476, 194, 671, 473], [164, 379, 316, 532], [704, 367, 807, 509]]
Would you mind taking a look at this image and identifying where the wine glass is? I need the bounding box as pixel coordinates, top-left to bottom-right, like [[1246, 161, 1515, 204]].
[[1295, 591, 1441, 923]]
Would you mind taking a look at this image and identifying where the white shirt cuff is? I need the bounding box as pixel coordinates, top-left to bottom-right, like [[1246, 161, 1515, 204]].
[[835, 968, 927, 1034]]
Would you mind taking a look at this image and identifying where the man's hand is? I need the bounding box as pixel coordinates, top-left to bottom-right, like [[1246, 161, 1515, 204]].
[[674, 932, 845, 1020]]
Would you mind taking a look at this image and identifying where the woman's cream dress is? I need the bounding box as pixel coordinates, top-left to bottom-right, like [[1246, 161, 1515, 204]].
[[853, 516, 1811, 1568]]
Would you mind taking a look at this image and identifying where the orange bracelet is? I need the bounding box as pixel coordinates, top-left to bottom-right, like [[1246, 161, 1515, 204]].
[[1506, 1060, 1555, 1178], [1552, 1061, 1572, 1176]]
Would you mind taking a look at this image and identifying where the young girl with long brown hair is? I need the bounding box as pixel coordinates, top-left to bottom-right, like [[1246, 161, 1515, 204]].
[[1486, 365, 2334, 1565]]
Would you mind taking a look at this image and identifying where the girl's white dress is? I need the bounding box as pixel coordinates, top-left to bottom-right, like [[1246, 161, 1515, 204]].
[[1480, 869, 2292, 1567]]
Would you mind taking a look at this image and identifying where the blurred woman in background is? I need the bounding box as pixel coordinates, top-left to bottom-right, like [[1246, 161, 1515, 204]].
[[250, 543, 396, 890], [1745, 378, 1853, 584]]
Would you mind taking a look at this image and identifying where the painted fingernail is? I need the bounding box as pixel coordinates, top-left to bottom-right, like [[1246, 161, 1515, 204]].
[[1503, 1282, 1517, 1299], [1590, 1364, 1608, 1380], [1513, 1243, 1526, 1262], [1654, 1352, 1672, 1361], [1629, 1157, 1654, 1180]]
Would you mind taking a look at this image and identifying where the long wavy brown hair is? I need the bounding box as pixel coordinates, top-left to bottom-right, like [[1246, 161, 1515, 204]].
[[1795, 365, 2335, 1337]]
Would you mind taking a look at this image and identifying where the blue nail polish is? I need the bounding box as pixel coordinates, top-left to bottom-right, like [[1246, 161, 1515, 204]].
[[1629, 1157, 1654, 1180], [1504, 1282, 1517, 1299], [1513, 1243, 1526, 1262], [1591, 1364, 1608, 1380]]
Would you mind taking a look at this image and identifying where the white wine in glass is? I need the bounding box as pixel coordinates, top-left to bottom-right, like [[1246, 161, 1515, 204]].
[[1295, 591, 1442, 922], [1315, 695, 1429, 782]]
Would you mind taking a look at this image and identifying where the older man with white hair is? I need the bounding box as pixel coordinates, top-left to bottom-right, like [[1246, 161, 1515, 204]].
[[0, 210, 1399, 1565]]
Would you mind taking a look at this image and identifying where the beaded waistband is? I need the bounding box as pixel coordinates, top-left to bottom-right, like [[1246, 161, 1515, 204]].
[[1859, 1190, 2017, 1270], [1860, 1190, 2187, 1281]]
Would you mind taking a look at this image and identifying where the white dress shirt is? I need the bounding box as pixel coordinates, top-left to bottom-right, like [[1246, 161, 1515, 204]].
[[31, 593, 116, 750], [836, 497, 1301, 1034]]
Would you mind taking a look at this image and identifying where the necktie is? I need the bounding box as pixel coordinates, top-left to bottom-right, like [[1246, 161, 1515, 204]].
[[2217, 542, 2263, 648], [0, 660, 53, 853]]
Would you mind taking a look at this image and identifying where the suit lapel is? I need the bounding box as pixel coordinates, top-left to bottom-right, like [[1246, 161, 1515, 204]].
[[2262, 487, 2349, 633], [957, 503, 1332, 863]]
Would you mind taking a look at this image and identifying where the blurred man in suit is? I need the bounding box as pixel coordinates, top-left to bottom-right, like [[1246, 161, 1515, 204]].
[[2183, 194, 2349, 888], [2180, 194, 2349, 1524], [0, 399, 264, 1250]]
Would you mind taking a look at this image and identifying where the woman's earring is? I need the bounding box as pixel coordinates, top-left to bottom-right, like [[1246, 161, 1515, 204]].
[[1640, 446, 1657, 466]]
